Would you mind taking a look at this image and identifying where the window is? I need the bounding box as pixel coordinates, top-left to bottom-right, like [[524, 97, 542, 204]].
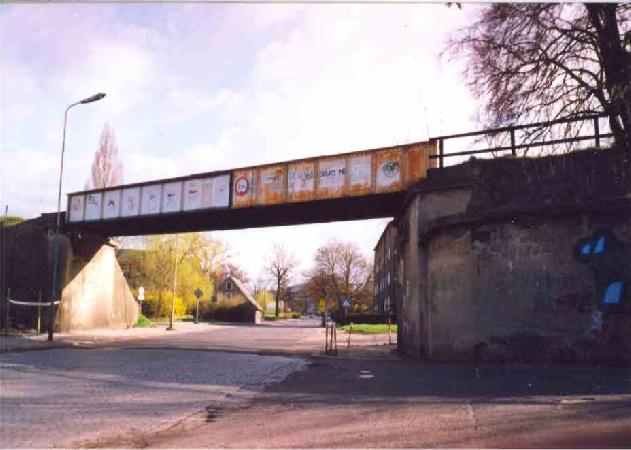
[[387, 273, 391, 285], [226, 280, 232, 290]]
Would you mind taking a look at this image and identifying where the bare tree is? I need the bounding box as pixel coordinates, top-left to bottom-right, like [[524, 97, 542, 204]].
[[251, 274, 268, 299], [85, 123, 123, 189], [446, 3, 631, 152], [265, 244, 297, 319], [309, 241, 372, 314]]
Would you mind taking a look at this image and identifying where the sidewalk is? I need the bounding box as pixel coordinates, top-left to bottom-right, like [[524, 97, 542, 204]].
[[0, 322, 202, 352]]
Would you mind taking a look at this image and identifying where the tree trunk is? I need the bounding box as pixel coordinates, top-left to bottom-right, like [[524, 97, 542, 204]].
[[586, 3, 631, 154], [275, 278, 280, 319]]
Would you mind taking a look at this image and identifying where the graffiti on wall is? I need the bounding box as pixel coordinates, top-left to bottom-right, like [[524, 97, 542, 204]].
[[575, 228, 630, 315]]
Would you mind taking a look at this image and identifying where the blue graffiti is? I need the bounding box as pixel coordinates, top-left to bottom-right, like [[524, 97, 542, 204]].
[[603, 281, 623, 304], [575, 228, 629, 311]]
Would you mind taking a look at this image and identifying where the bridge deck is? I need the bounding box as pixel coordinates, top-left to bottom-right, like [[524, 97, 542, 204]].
[[65, 191, 406, 236]]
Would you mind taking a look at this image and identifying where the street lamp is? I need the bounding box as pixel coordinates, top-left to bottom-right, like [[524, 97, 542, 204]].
[[48, 93, 106, 341]]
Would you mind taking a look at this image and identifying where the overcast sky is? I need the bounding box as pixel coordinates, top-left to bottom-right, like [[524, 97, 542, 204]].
[[1, 2, 480, 282]]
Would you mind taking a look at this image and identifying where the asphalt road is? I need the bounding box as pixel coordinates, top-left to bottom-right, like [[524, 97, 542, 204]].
[[0, 347, 305, 448], [2, 318, 630, 448], [127, 357, 631, 449]]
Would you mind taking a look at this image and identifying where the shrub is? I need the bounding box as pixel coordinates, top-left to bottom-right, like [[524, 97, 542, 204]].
[[134, 314, 154, 328]]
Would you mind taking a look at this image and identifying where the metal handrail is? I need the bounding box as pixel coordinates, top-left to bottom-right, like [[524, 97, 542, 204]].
[[432, 113, 613, 168]]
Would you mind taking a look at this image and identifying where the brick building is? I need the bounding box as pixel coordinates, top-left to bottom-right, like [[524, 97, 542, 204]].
[[373, 220, 398, 313]]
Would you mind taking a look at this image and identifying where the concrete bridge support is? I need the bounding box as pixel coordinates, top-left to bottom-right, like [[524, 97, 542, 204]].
[[397, 149, 631, 364], [1, 213, 138, 332]]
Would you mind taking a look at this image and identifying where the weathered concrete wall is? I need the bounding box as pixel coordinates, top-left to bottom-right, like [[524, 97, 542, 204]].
[[59, 243, 138, 331], [2, 213, 138, 332], [398, 196, 423, 357], [399, 149, 631, 364]]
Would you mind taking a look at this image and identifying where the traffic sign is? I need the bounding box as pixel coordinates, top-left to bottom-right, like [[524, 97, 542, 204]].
[[342, 298, 351, 309], [194, 288, 204, 299], [138, 286, 145, 301], [318, 298, 325, 313]]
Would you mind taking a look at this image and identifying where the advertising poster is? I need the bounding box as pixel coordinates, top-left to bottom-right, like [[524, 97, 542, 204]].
[[121, 187, 140, 217], [103, 190, 121, 219], [375, 150, 402, 191], [211, 175, 230, 207], [317, 158, 346, 197], [84, 192, 102, 221], [348, 154, 372, 195], [183, 179, 202, 211], [162, 182, 182, 213], [141, 185, 162, 215], [68, 195, 85, 222]]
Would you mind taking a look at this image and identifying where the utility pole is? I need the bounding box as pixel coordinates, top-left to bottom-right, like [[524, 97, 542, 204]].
[[1, 205, 7, 331], [167, 234, 179, 331]]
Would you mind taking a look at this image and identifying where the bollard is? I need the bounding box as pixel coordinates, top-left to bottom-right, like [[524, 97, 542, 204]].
[[347, 322, 353, 348], [37, 291, 42, 334], [5, 287, 10, 332], [388, 317, 392, 345]]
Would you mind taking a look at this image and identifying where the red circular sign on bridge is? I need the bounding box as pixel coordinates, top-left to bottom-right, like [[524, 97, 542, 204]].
[[235, 177, 249, 196]]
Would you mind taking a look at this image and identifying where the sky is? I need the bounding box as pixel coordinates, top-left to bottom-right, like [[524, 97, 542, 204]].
[[1, 2, 480, 283]]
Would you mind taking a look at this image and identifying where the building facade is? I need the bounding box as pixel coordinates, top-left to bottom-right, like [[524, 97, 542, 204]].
[[374, 220, 398, 313], [212, 275, 263, 324]]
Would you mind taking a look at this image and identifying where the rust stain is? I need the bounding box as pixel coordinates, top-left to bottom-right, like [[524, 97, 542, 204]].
[[407, 142, 434, 184], [348, 153, 372, 197], [228, 140, 434, 209], [287, 162, 315, 203], [256, 165, 286, 205]]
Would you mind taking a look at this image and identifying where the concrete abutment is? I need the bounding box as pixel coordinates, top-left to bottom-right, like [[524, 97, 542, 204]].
[[1, 214, 138, 332], [396, 148, 631, 364]]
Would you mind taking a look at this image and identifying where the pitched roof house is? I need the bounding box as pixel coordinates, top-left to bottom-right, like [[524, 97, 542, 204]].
[[212, 275, 262, 324]]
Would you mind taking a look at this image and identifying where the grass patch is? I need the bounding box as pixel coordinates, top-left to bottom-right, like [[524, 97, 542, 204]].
[[338, 323, 397, 334], [263, 311, 302, 320], [133, 314, 155, 328]]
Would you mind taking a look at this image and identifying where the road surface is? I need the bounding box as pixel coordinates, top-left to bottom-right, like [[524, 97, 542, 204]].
[[2, 318, 629, 448]]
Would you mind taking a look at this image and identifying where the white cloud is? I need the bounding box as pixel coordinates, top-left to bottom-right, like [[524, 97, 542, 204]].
[[2, 3, 481, 281]]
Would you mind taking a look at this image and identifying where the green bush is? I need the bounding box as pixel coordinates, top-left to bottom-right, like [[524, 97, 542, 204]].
[[133, 314, 155, 328]]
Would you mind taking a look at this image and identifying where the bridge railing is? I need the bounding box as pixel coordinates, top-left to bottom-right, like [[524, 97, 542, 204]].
[[431, 113, 614, 169]]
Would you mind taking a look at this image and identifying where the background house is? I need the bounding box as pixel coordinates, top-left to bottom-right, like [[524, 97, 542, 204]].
[[210, 275, 262, 324], [374, 220, 398, 313]]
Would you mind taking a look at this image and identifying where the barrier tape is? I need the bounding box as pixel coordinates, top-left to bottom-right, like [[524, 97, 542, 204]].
[[8, 299, 60, 307]]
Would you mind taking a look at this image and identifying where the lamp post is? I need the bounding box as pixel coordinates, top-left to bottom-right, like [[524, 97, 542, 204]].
[[167, 234, 179, 331], [48, 93, 106, 341]]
